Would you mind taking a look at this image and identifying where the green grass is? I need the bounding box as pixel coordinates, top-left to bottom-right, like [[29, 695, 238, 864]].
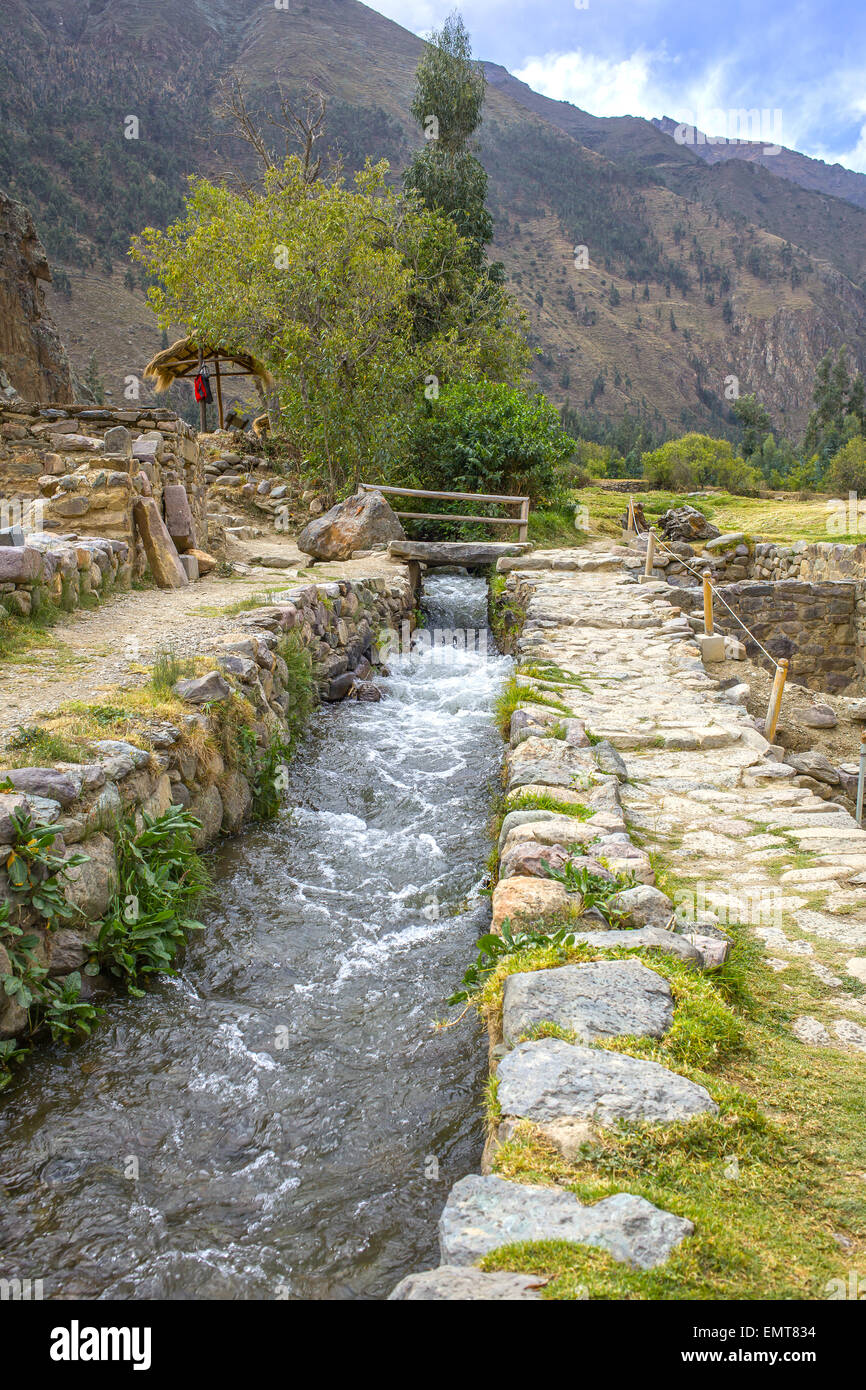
[[474, 851, 866, 1300], [528, 505, 589, 548], [501, 791, 594, 820], [494, 676, 573, 738], [5, 725, 89, 765], [576, 484, 862, 546], [149, 650, 197, 695], [518, 662, 590, 691]]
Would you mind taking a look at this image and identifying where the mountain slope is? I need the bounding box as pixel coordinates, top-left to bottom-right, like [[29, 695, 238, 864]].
[[1, 0, 864, 442], [653, 115, 866, 212]]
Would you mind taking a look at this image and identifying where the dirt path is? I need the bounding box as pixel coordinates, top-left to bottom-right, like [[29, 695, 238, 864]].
[[0, 538, 402, 747]]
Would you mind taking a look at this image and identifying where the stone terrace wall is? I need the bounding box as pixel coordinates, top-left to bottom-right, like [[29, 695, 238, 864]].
[[0, 569, 415, 1040], [0, 532, 131, 619], [626, 533, 866, 688], [0, 403, 207, 580], [698, 579, 857, 691]]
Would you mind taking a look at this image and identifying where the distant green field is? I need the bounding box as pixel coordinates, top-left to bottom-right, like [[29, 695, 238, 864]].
[[576, 486, 866, 547]]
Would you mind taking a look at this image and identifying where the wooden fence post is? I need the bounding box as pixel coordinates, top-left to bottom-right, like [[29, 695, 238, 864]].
[[644, 528, 656, 579], [703, 571, 714, 636], [764, 658, 789, 742], [518, 497, 530, 543], [626, 496, 635, 537]]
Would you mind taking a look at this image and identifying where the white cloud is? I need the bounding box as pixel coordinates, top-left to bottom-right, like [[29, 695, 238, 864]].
[[515, 48, 663, 117], [513, 46, 735, 125]]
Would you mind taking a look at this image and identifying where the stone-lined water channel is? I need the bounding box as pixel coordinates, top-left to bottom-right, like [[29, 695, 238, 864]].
[[0, 573, 510, 1299]]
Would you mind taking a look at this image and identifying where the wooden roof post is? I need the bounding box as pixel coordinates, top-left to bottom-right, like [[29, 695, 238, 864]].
[[214, 352, 224, 430], [197, 346, 207, 433]]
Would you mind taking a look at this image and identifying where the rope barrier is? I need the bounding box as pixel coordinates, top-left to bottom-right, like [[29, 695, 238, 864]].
[[627, 504, 781, 670]]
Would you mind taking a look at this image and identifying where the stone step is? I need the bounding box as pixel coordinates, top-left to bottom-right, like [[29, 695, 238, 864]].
[[496, 1037, 718, 1128], [438, 1174, 694, 1270], [389, 1267, 543, 1300], [502, 960, 674, 1046]]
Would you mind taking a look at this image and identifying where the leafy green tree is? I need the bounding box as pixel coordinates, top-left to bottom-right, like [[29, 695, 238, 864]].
[[403, 13, 497, 274], [804, 347, 866, 467], [641, 432, 760, 494], [732, 393, 772, 460], [84, 351, 105, 405], [825, 437, 866, 495], [133, 157, 527, 497]]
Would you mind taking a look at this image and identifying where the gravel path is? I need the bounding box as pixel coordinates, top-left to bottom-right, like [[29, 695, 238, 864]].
[[0, 538, 400, 747]]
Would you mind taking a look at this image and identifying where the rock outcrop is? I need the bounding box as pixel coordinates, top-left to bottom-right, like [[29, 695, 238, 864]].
[[0, 190, 73, 403], [297, 489, 405, 561]]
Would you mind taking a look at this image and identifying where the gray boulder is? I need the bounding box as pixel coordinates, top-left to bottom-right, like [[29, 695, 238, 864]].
[[502, 960, 674, 1046], [2, 767, 79, 807], [439, 1174, 694, 1270], [174, 671, 231, 704], [389, 1266, 543, 1300], [496, 1038, 718, 1127], [592, 740, 629, 780], [608, 884, 675, 930], [659, 505, 720, 543], [297, 489, 405, 561]]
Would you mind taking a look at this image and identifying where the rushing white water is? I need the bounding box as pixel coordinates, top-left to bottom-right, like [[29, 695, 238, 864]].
[[0, 573, 511, 1299]]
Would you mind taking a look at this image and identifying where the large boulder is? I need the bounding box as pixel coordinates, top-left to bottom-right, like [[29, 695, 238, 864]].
[[162, 484, 197, 553], [659, 505, 720, 543], [297, 489, 404, 561]]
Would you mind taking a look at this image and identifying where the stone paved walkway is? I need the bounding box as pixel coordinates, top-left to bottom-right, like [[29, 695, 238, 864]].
[[391, 547, 866, 1300]]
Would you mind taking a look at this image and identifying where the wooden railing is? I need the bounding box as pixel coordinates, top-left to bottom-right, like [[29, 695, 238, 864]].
[[359, 484, 530, 542]]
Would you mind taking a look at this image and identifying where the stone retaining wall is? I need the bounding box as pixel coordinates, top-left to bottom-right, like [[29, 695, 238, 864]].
[[0, 568, 414, 1040], [623, 533, 866, 688], [0, 532, 131, 618], [674, 578, 858, 691], [0, 403, 207, 581]]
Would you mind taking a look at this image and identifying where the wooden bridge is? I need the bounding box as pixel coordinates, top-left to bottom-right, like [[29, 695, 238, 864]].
[[360, 483, 532, 569]]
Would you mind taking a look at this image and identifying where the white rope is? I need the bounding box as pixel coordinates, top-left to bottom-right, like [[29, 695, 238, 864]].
[[630, 511, 781, 670]]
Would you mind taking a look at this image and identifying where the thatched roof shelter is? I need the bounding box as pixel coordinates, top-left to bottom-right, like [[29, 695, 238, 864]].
[[143, 337, 274, 429]]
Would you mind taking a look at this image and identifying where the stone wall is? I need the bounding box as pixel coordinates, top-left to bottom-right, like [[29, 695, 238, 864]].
[[623, 532, 866, 688], [0, 569, 415, 1041], [0, 533, 131, 619], [0, 403, 207, 581], [672, 579, 857, 691]]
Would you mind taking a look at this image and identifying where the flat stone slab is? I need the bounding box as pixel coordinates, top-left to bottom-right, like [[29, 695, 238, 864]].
[[497, 1038, 718, 1127], [502, 960, 674, 1046], [439, 1174, 693, 1270], [388, 1266, 543, 1300], [569, 926, 703, 966], [388, 540, 531, 568]]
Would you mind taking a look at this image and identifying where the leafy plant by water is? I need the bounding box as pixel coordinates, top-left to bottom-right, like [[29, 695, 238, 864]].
[[449, 918, 584, 1006], [5, 808, 88, 928], [543, 860, 632, 925], [94, 805, 209, 996]]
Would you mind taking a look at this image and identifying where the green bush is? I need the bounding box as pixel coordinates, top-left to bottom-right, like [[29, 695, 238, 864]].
[[409, 380, 574, 505], [825, 436, 866, 495], [641, 433, 760, 495]]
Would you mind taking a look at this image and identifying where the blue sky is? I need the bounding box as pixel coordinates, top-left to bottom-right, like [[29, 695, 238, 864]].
[[370, 1, 866, 173]]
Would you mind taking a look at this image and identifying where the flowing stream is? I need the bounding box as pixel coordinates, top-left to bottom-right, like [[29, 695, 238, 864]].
[[0, 573, 510, 1300]]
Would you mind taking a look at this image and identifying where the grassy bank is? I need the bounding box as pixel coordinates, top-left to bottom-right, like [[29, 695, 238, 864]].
[[470, 848, 866, 1299]]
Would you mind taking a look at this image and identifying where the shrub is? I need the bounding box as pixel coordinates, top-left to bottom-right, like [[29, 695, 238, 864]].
[[825, 436, 866, 495], [641, 432, 760, 495], [409, 380, 574, 505]]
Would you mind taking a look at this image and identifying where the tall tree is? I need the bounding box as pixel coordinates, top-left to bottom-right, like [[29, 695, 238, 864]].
[[403, 12, 498, 275], [732, 393, 772, 460], [804, 346, 866, 467]]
